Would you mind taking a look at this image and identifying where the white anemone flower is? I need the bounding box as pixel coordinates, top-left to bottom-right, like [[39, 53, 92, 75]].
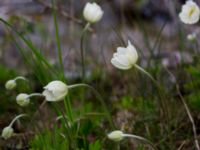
[[179, 0, 200, 24], [42, 80, 68, 102], [83, 2, 103, 23], [111, 41, 138, 70]]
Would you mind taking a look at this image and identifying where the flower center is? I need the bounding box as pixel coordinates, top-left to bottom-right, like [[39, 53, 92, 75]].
[[189, 7, 195, 17]]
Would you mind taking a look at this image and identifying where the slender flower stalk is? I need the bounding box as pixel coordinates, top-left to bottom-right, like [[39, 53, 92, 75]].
[[27, 93, 44, 99], [5, 76, 27, 90], [8, 114, 27, 127], [123, 134, 158, 150], [80, 23, 90, 80], [13, 76, 27, 82], [134, 64, 157, 84], [1, 114, 27, 139]]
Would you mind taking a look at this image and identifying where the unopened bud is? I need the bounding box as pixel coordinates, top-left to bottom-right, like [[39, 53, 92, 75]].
[[107, 130, 124, 142], [16, 93, 30, 107], [1, 126, 14, 139], [5, 80, 16, 90]]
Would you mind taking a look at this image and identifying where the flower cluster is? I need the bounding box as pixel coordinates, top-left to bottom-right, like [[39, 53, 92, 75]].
[[2, 1, 197, 150]]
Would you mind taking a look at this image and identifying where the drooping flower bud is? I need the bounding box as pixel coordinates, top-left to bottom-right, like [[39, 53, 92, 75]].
[[16, 93, 30, 107], [1, 114, 27, 140], [42, 80, 68, 102], [5, 76, 27, 90], [1, 126, 14, 139], [5, 80, 17, 90], [107, 130, 124, 142]]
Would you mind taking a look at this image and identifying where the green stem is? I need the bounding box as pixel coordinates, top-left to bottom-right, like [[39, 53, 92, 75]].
[[9, 114, 27, 127], [52, 103, 75, 149], [64, 96, 74, 122], [80, 23, 90, 80], [123, 134, 158, 150], [68, 83, 115, 128]]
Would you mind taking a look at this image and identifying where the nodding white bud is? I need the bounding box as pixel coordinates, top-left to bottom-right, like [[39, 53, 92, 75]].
[[107, 130, 124, 142], [16, 93, 30, 107], [1, 114, 27, 140], [5, 76, 27, 90], [42, 80, 68, 102], [1, 126, 14, 139], [83, 2, 104, 23], [5, 80, 16, 90]]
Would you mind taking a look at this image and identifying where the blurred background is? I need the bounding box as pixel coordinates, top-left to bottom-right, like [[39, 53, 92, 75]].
[[0, 0, 197, 74]]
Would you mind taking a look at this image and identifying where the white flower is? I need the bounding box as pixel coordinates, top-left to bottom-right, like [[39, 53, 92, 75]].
[[187, 33, 196, 41], [16, 93, 30, 107], [107, 130, 124, 142], [83, 2, 103, 23], [42, 80, 68, 102], [5, 80, 16, 90], [1, 126, 14, 139], [111, 41, 138, 70], [179, 0, 200, 24]]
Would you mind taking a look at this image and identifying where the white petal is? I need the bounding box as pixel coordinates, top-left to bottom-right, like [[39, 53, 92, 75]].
[[42, 90, 55, 101], [111, 58, 131, 70], [116, 47, 127, 54]]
